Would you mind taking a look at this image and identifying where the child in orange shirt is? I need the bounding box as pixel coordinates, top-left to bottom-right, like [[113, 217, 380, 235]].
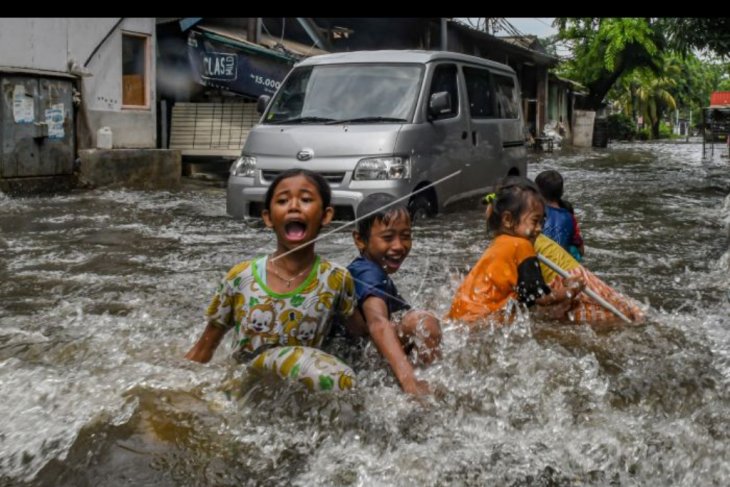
[[448, 177, 585, 325]]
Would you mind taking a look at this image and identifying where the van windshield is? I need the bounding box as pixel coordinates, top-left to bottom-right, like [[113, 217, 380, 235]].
[[264, 64, 423, 124]]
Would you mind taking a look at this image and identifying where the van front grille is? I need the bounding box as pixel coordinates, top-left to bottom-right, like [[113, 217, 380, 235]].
[[261, 170, 345, 184]]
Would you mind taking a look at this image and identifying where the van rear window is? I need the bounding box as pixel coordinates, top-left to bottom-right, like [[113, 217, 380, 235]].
[[494, 74, 519, 119], [463, 67, 495, 118]]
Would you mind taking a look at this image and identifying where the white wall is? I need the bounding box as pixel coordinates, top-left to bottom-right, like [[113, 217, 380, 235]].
[[0, 18, 68, 71], [71, 18, 156, 113], [67, 18, 125, 111]]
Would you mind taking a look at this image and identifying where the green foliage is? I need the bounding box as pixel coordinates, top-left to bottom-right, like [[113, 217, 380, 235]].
[[691, 107, 704, 129], [555, 18, 664, 109], [631, 120, 675, 141], [657, 18, 730, 58], [666, 53, 726, 111], [606, 113, 636, 140], [606, 49, 728, 138], [658, 121, 673, 139], [554, 17, 729, 131], [718, 78, 730, 91], [606, 60, 677, 139], [637, 126, 652, 140], [599, 18, 657, 71]]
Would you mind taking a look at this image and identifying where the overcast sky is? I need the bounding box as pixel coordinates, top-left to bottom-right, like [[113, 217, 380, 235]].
[[504, 18, 557, 38]]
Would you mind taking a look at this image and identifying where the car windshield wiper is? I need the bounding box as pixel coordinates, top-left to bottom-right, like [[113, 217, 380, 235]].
[[325, 116, 407, 124], [269, 116, 336, 125]]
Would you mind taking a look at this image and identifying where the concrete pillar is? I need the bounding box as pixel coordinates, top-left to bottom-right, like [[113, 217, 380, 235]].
[[536, 66, 548, 136]]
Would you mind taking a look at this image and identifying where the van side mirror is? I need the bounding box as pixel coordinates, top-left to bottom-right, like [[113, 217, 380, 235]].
[[428, 91, 451, 120], [257, 95, 271, 115]]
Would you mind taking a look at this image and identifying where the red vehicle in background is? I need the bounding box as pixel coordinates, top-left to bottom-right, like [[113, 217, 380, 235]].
[[710, 91, 730, 106], [703, 92, 730, 142]]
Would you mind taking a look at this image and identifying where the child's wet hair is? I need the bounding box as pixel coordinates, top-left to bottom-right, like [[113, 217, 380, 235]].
[[535, 169, 575, 212], [487, 176, 544, 232], [356, 193, 410, 242], [264, 168, 332, 211], [535, 170, 564, 202]]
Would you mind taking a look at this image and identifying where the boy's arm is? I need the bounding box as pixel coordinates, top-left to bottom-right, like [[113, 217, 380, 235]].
[[361, 296, 429, 395], [185, 323, 227, 363], [344, 308, 369, 337]]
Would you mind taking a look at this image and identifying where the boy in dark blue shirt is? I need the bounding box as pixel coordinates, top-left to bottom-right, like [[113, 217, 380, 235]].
[[346, 194, 441, 395]]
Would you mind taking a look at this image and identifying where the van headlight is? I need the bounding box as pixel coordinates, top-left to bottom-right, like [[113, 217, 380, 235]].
[[353, 156, 410, 180], [230, 155, 256, 177]]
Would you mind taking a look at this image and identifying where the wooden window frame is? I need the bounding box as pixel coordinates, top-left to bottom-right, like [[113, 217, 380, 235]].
[[121, 31, 151, 110]]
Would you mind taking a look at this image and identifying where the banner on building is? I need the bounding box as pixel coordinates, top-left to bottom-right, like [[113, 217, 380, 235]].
[[187, 30, 294, 98]]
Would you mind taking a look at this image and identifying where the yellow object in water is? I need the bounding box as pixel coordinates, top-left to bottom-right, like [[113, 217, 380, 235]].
[[534, 234, 580, 283], [249, 346, 356, 392], [534, 234, 644, 323]]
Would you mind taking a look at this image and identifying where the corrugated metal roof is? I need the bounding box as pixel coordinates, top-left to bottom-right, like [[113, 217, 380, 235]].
[[448, 21, 559, 67], [499, 35, 542, 51], [550, 73, 587, 92]]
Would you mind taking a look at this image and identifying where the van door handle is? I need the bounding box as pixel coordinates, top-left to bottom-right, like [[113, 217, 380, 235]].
[[472, 131, 477, 146], [461, 131, 468, 140]]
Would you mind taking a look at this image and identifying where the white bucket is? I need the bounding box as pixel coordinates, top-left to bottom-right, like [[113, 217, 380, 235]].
[[96, 126, 113, 149]]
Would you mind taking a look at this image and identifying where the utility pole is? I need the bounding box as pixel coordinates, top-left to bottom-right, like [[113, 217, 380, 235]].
[[675, 109, 679, 136], [687, 109, 691, 142]]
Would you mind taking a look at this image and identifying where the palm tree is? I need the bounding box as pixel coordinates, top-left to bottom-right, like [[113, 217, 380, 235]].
[[634, 67, 678, 138], [611, 62, 678, 138]]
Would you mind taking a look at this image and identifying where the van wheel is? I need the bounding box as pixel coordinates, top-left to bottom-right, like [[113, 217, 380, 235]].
[[409, 195, 433, 222]]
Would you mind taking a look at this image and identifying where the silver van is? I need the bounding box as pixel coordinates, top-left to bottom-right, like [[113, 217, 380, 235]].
[[227, 50, 526, 220]]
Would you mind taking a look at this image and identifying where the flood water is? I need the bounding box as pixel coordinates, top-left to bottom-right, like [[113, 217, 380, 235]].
[[1, 141, 729, 486]]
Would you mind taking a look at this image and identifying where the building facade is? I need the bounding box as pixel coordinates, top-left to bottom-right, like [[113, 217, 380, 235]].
[[0, 18, 158, 190]]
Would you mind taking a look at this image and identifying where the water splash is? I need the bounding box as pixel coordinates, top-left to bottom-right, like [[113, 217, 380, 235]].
[[1, 142, 729, 485]]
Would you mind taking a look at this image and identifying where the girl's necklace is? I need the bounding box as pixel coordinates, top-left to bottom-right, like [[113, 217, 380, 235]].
[[268, 255, 314, 288]]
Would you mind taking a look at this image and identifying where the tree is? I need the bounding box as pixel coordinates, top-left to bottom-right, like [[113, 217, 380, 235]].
[[609, 66, 677, 139], [608, 51, 728, 138], [658, 18, 730, 58], [667, 53, 726, 126], [555, 18, 664, 111], [718, 78, 730, 91], [634, 68, 678, 138]]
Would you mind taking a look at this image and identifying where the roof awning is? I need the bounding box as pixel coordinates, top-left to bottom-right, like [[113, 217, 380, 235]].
[[549, 73, 588, 93], [195, 25, 297, 64], [185, 21, 326, 99], [178, 18, 203, 31], [197, 24, 328, 61], [187, 28, 295, 98], [185, 23, 329, 98]]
